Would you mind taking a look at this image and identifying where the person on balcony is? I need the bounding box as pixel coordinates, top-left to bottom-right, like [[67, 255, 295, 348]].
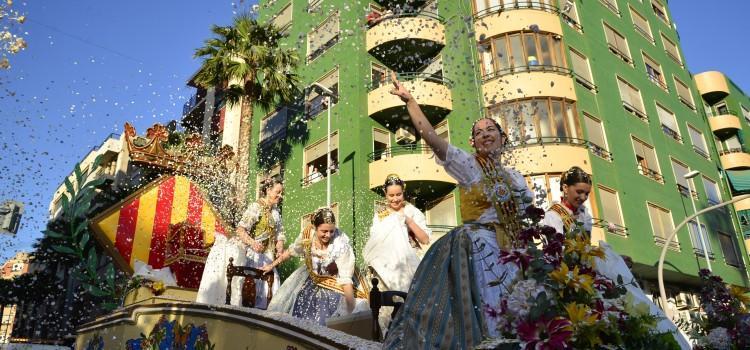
[[540, 166, 691, 349], [363, 174, 431, 336], [196, 175, 284, 309], [263, 208, 368, 326], [384, 72, 533, 348]]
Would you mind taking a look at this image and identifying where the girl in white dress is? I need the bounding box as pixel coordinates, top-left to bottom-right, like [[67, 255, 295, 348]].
[[263, 208, 368, 325], [196, 176, 285, 308], [384, 72, 533, 348], [541, 166, 690, 349]]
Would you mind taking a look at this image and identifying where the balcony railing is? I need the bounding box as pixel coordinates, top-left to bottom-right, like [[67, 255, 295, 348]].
[[622, 101, 648, 122], [678, 95, 696, 110], [307, 33, 340, 62], [561, 13, 583, 32], [661, 124, 682, 142], [648, 73, 669, 91], [370, 72, 453, 91], [719, 147, 745, 156], [692, 145, 710, 159], [634, 24, 654, 43], [607, 44, 632, 64], [506, 137, 614, 161], [638, 165, 664, 183], [573, 72, 597, 92], [599, 0, 620, 15], [474, 2, 560, 20], [708, 109, 739, 117], [592, 218, 628, 236], [665, 50, 682, 65], [481, 65, 571, 82], [368, 11, 444, 28], [299, 166, 339, 187], [368, 144, 433, 162], [677, 184, 698, 199]]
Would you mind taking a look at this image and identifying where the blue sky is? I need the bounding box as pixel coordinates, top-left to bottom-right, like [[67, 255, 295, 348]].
[[0, 1, 749, 261]]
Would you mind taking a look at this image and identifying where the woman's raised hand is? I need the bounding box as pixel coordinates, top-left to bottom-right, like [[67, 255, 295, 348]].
[[389, 71, 413, 103]]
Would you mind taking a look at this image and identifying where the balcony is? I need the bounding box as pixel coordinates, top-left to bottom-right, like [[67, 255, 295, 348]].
[[473, 2, 563, 40], [373, 0, 428, 8], [368, 145, 456, 201], [637, 165, 664, 183], [366, 12, 445, 71], [504, 137, 593, 175], [694, 71, 730, 105], [708, 112, 741, 139], [368, 73, 453, 127], [482, 68, 576, 104], [720, 149, 750, 170]]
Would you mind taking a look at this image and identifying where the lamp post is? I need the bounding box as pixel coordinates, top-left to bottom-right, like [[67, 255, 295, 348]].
[[309, 82, 338, 208], [658, 193, 750, 319], [684, 170, 711, 272]]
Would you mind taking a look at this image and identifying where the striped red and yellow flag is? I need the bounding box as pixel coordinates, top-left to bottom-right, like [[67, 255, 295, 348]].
[[90, 175, 228, 274]]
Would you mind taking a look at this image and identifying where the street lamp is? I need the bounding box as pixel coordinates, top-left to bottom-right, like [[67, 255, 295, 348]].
[[684, 170, 711, 272], [309, 82, 338, 208], [658, 193, 750, 320]]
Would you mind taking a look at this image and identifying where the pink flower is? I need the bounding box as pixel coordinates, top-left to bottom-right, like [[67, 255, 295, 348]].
[[517, 317, 573, 350], [500, 249, 531, 270]]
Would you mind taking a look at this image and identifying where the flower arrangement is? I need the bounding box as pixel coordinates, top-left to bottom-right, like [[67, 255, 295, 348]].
[[486, 206, 680, 349], [681, 269, 750, 350], [125, 275, 167, 296]]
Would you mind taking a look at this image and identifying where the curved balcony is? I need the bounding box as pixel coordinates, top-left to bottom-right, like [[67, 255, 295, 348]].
[[374, 0, 427, 8], [368, 73, 453, 127], [505, 137, 594, 175], [482, 67, 576, 104], [720, 149, 750, 170], [694, 71, 729, 105], [367, 12, 445, 71], [368, 145, 456, 201], [474, 3, 563, 40], [708, 111, 741, 139]]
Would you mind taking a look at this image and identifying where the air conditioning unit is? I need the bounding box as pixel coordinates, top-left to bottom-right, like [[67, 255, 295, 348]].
[[395, 127, 417, 144]]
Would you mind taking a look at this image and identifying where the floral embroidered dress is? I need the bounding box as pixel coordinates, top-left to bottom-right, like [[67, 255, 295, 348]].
[[541, 202, 691, 349], [267, 228, 368, 326], [196, 200, 283, 308], [384, 145, 533, 349]]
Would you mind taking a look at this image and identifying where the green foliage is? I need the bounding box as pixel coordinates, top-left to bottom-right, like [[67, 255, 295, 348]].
[[43, 155, 122, 310]]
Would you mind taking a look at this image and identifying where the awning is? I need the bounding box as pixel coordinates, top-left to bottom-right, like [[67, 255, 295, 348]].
[[725, 169, 750, 194]]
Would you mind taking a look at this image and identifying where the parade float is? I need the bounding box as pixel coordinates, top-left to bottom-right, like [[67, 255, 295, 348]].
[[70, 123, 380, 350]]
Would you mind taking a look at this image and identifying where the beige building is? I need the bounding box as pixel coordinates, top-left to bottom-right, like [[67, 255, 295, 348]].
[[1, 252, 30, 344]]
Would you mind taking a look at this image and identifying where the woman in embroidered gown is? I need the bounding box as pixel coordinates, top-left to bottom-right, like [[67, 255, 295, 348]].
[[540, 166, 691, 349], [264, 208, 368, 326], [364, 174, 431, 336], [384, 73, 534, 348], [196, 176, 285, 308]]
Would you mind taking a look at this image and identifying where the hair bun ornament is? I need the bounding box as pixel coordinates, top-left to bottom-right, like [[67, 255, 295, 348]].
[[385, 173, 406, 190]]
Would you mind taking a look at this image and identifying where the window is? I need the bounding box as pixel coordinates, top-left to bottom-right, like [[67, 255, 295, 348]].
[[426, 194, 457, 237], [472, 0, 556, 15], [656, 103, 680, 141], [259, 107, 288, 144], [632, 137, 662, 182], [742, 105, 750, 124], [714, 102, 729, 115], [688, 125, 709, 159], [651, 0, 669, 24], [372, 128, 390, 160], [478, 31, 566, 80], [306, 68, 339, 118], [270, 3, 292, 32], [598, 185, 626, 234], [487, 97, 580, 145], [688, 221, 712, 257], [648, 203, 676, 247], [307, 0, 323, 12], [661, 34, 682, 64], [644, 54, 667, 90], [421, 120, 450, 155], [604, 24, 631, 63], [670, 159, 691, 196], [307, 12, 339, 62], [570, 48, 595, 90], [631, 7, 653, 41], [561, 0, 581, 30], [702, 176, 721, 205], [674, 77, 695, 109], [370, 63, 387, 89], [617, 78, 646, 120], [527, 173, 563, 209], [718, 231, 741, 266], [583, 113, 611, 160], [600, 0, 620, 15], [302, 132, 339, 187], [720, 135, 743, 154]]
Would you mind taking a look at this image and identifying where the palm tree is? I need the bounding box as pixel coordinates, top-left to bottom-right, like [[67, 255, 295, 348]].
[[193, 13, 301, 211]]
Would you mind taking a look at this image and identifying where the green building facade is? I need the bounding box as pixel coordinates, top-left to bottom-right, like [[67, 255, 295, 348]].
[[247, 0, 750, 320]]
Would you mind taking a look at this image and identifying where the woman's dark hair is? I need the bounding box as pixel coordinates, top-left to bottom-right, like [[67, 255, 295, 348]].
[[383, 174, 406, 193], [312, 207, 336, 227], [560, 166, 592, 191], [259, 174, 283, 197]]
